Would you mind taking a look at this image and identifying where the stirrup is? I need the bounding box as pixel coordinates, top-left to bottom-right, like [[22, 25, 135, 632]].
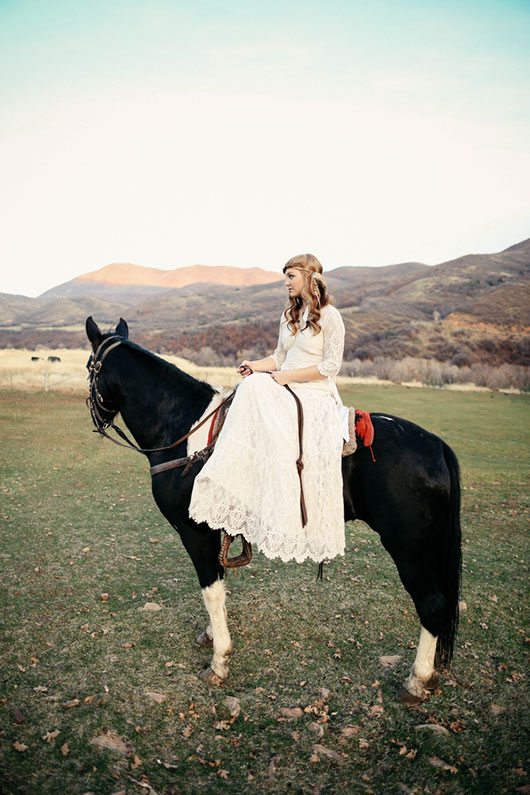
[[219, 533, 253, 568]]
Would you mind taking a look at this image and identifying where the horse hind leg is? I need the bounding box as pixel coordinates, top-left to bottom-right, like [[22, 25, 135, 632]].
[[393, 563, 446, 704], [398, 625, 439, 705]]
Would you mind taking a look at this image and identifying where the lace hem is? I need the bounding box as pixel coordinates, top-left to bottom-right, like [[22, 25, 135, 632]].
[[189, 478, 345, 564]]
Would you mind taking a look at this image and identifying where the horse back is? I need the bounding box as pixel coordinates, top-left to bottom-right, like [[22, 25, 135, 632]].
[[343, 413, 457, 537]]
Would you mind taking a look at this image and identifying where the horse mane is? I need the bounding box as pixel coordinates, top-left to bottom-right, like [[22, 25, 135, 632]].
[[118, 339, 214, 399]]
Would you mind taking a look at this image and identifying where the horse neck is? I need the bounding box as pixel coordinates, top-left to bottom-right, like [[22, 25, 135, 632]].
[[112, 346, 215, 453]]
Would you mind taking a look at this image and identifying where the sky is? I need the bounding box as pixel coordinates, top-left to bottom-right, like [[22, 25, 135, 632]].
[[1, 0, 529, 297]]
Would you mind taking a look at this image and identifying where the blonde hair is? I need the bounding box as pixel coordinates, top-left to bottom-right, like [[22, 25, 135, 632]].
[[282, 253, 331, 335]]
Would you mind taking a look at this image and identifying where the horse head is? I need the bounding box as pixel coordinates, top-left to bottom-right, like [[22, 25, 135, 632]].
[[85, 317, 129, 430]]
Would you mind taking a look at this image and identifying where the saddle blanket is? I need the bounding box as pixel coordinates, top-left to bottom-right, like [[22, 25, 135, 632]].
[[342, 408, 375, 457]]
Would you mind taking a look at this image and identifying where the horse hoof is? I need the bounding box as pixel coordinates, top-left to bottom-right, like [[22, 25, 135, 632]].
[[423, 673, 439, 691], [396, 686, 425, 706], [199, 666, 225, 687], [196, 631, 213, 648]]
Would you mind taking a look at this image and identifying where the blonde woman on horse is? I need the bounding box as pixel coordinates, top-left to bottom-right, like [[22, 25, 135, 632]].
[[189, 253, 347, 563]]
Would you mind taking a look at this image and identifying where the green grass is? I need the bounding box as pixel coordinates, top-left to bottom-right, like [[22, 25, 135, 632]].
[[0, 385, 528, 794]]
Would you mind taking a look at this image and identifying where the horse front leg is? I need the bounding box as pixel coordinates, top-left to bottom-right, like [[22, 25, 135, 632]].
[[398, 625, 438, 705], [199, 578, 232, 685], [178, 522, 232, 685]]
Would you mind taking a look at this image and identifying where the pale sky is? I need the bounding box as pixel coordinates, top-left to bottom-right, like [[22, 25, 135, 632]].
[[1, 0, 529, 297]]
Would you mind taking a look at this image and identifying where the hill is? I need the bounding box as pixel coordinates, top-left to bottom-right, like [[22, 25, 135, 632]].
[[1, 241, 529, 370], [40, 263, 283, 303]]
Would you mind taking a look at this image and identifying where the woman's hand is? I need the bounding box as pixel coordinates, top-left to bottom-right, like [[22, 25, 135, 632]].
[[237, 359, 254, 378], [270, 370, 291, 386]]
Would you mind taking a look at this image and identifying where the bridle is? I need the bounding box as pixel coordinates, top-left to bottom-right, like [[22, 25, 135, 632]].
[[86, 335, 235, 458], [87, 335, 123, 432]]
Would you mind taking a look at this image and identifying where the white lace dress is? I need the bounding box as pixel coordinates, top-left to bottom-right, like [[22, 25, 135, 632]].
[[189, 304, 346, 563]]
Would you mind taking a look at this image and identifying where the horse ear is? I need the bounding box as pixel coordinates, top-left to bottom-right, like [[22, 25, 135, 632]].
[[116, 318, 129, 339], [86, 316, 102, 348]]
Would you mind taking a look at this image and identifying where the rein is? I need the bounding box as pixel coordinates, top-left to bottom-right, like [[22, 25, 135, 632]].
[[87, 335, 235, 457], [88, 346, 307, 528], [284, 384, 308, 527], [88, 346, 309, 571]]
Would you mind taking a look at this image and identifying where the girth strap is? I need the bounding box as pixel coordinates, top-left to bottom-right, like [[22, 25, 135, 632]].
[[150, 444, 215, 477], [149, 392, 235, 476]]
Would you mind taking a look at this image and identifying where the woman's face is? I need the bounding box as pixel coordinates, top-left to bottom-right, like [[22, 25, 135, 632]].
[[284, 268, 305, 298]]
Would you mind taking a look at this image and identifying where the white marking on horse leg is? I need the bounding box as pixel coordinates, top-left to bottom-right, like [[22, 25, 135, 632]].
[[413, 625, 437, 680], [404, 625, 438, 698], [202, 579, 232, 679]]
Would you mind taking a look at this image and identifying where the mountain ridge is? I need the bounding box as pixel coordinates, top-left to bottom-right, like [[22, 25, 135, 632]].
[[41, 262, 283, 299], [1, 239, 529, 368]]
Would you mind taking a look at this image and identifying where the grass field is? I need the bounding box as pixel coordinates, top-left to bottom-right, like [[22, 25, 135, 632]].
[[0, 384, 528, 794]]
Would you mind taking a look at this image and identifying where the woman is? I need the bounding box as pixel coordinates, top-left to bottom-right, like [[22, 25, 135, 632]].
[[189, 253, 346, 563]]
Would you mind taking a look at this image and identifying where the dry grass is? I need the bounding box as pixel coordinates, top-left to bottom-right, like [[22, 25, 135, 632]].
[[0, 348, 244, 392], [0, 349, 90, 392]]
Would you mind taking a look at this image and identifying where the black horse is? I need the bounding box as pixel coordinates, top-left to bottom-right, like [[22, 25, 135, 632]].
[[86, 317, 461, 703]]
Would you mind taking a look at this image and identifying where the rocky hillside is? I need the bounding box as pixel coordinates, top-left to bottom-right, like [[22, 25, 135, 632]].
[[1, 240, 529, 367]]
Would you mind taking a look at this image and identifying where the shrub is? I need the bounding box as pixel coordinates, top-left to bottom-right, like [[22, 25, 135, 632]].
[[451, 352, 471, 367], [340, 356, 530, 390]]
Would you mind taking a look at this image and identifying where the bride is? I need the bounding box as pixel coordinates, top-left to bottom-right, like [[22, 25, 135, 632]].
[[189, 253, 347, 563]]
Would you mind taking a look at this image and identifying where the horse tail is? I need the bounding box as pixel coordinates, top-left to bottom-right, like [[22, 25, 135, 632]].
[[435, 441, 462, 668]]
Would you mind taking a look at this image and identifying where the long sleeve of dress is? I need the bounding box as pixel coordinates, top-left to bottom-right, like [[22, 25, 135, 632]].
[[270, 320, 287, 370], [316, 306, 345, 379]]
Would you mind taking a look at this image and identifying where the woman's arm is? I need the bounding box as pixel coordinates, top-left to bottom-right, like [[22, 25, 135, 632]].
[[238, 356, 277, 375], [270, 365, 324, 385]]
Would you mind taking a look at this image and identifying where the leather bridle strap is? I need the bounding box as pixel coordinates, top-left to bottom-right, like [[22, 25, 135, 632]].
[[88, 335, 236, 456], [92, 335, 123, 365], [87, 336, 123, 428]]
